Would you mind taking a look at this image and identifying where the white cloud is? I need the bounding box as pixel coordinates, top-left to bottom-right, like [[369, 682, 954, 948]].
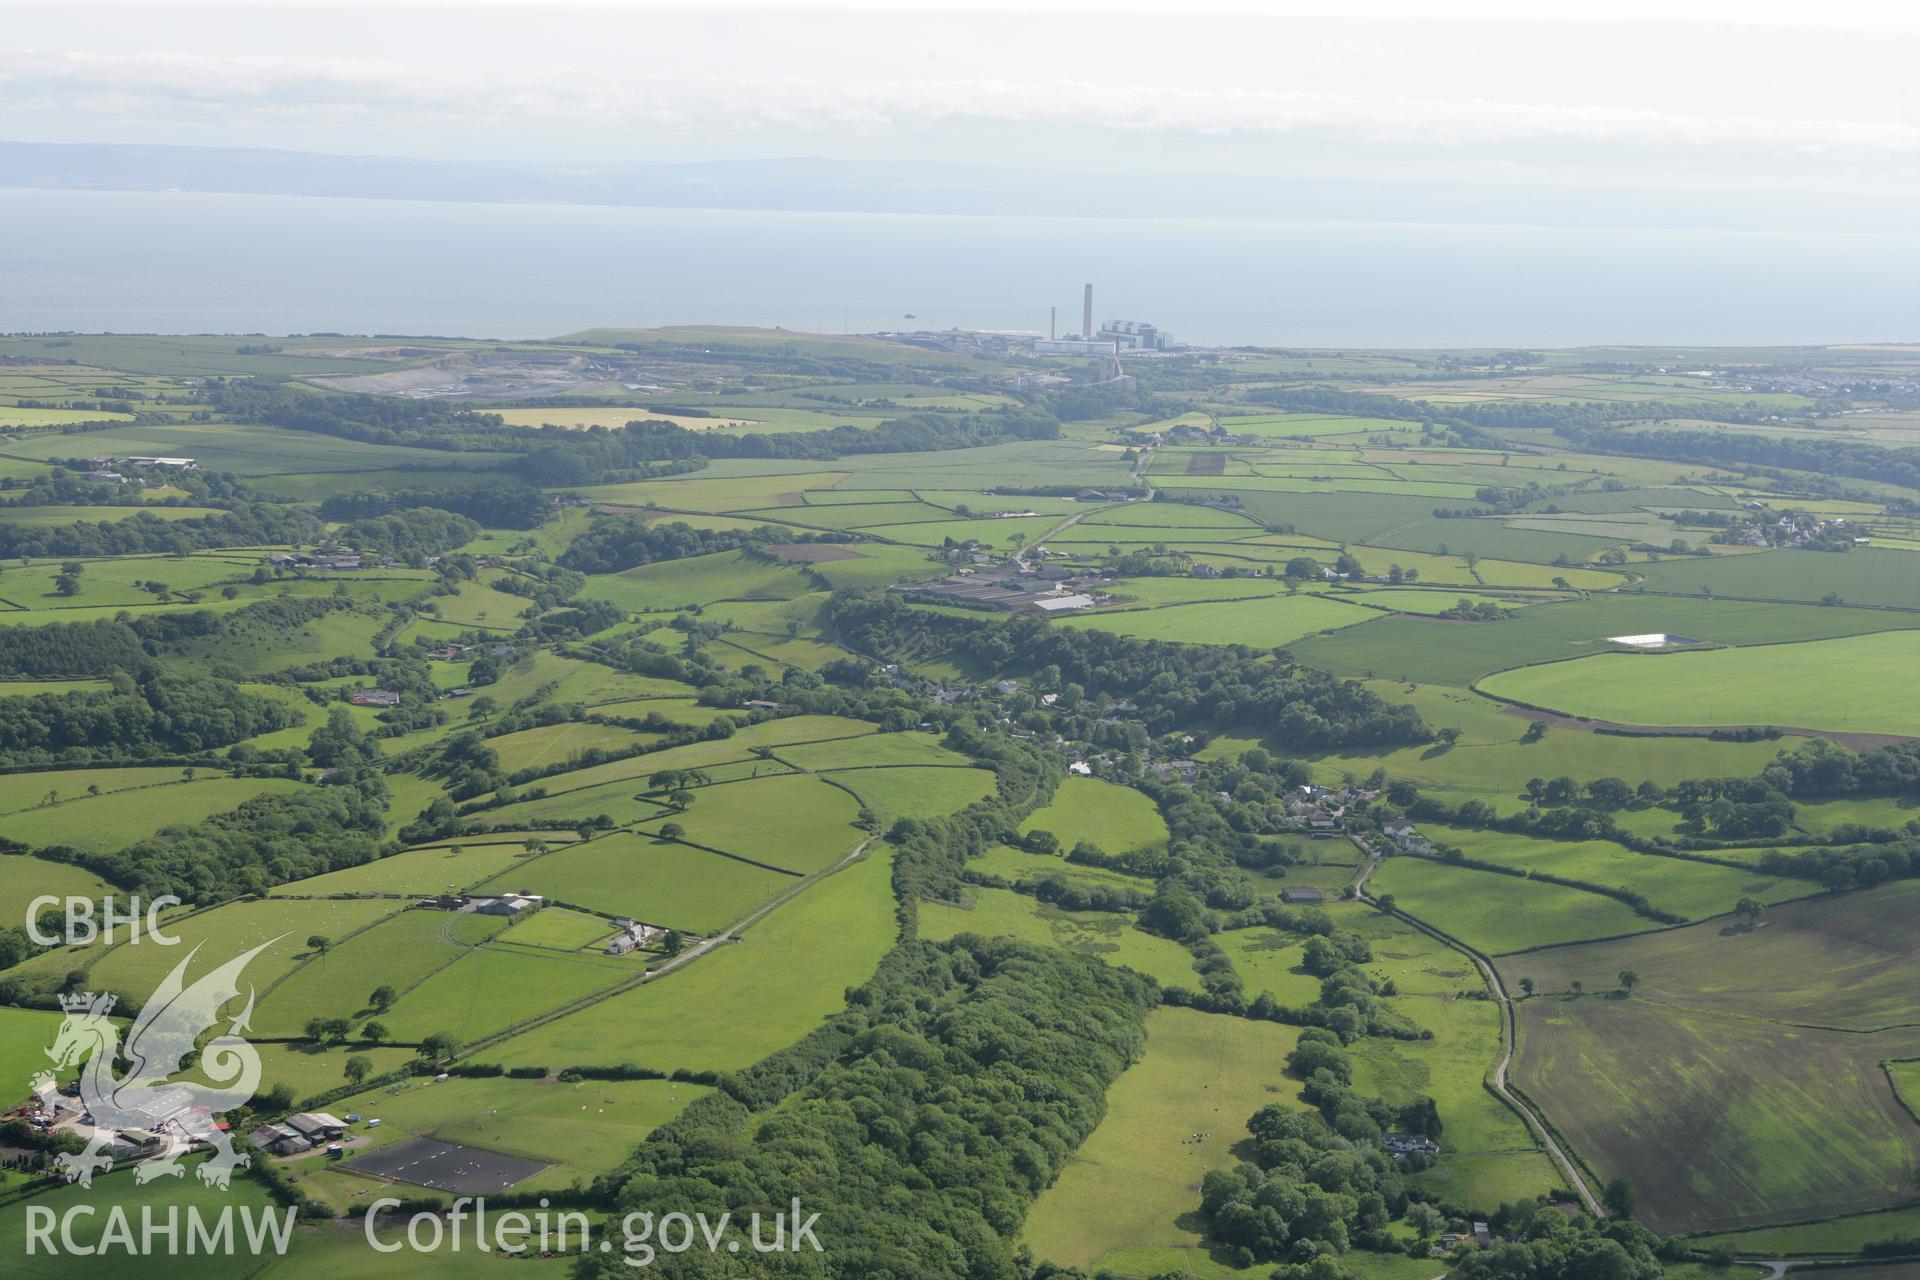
[[5, 46, 1916, 164]]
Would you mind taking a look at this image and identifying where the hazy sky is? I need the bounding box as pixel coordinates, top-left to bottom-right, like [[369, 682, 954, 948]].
[[2, 1, 1916, 200]]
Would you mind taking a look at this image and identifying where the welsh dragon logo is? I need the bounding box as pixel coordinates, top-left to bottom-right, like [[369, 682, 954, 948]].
[[35, 938, 276, 1190]]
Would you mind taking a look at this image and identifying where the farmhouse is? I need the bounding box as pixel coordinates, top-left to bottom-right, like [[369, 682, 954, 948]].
[[1384, 1133, 1440, 1158], [605, 917, 662, 955]]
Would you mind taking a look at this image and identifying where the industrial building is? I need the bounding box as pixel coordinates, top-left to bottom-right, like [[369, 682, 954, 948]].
[[1096, 319, 1176, 350]]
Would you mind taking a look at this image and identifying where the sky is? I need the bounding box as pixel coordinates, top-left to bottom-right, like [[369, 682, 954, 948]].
[[1, 1, 1916, 205]]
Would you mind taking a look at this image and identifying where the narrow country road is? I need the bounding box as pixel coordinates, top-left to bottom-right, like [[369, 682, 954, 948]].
[[1350, 840, 1606, 1219]]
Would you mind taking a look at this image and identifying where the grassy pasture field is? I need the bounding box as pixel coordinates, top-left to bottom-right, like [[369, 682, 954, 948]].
[[1496, 880, 1920, 1030], [250, 909, 471, 1036], [1058, 592, 1376, 648], [0, 1006, 64, 1099], [829, 763, 998, 819], [74, 898, 403, 999], [375, 944, 629, 1047], [1512, 997, 1920, 1233], [1302, 680, 1787, 809], [267, 840, 545, 897], [0, 1159, 281, 1280], [1692, 1203, 1920, 1257], [334, 1075, 708, 1189], [0, 775, 308, 852], [1478, 631, 1920, 735], [1019, 776, 1170, 854], [0, 854, 115, 923], [1418, 823, 1811, 923], [480, 831, 791, 933], [494, 905, 614, 952], [627, 773, 863, 874], [492, 843, 896, 1074], [1630, 546, 1920, 610], [1214, 927, 1327, 1007], [970, 843, 1158, 895], [1022, 1006, 1304, 1272], [1367, 855, 1655, 955], [1291, 594, 1920, 686], [575, 549, 814, 611], [919, 887, 1196, 987], [485, 721, 654, 772], [770, 729, 971, 770]]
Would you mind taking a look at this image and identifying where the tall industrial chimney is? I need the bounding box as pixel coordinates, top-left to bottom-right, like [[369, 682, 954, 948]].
[[1082, 284, 1093, 340], [1050, 307, 1056, 341]]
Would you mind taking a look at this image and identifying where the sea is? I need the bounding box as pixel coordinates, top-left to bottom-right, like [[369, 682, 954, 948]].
[[4, 186, 1918, 348]]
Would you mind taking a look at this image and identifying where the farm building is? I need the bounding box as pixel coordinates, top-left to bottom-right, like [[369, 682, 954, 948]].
[[1281, 886, 1325, 904], [475, 894, 540, 916], [348, 689, 401, 707], [286, 1112, 347, 1142], [250, 1123, 310, 1155]]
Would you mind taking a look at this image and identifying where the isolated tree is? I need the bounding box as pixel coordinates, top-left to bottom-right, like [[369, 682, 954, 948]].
[[1602, 1177, 1637, 1217], [1519, 976, 1536, 996], [1618, 969, 1639, 995], [344, 1055, 373, 1086], [658, 822, 685, 841], [368, 985, 395, 1013], [665, 788, 694, 812], [361, 1021, 389, 1043], [1570, 980, 1584, 997], [306, 935, 331, 954], [662, 930, 684, 956], [417, 1031, 460, 1062], [1375, 893, 1396, 914], [1404, 1202, 1445, 1240], [54, 562, 84, 596], [1736, 896, 1767, 929]]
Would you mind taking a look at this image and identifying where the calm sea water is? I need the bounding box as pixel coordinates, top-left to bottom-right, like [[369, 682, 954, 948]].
[[4, 187, 1918, 347]]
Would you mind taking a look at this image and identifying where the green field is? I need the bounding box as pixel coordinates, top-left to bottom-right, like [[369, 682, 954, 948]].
[[492, 843, 897, 1073], [1479, 630, 1920, 734], [251, 909, 473, 1036], [919, 887, 1196, 987], [482, 831, 792, 933], [1496, 880, 1920, 1029], [1368, 855, 1656, 955], [1059, 593, 1375, 648], [1293, 595, 1920, 686], [1513, 997, 1920, 1233], [1020, 776, 1170, 854], [1022, 1006, 1303, 1271]]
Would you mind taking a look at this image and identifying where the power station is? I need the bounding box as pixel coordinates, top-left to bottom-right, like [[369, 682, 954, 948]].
[[1031, 283, 1175, 356]]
